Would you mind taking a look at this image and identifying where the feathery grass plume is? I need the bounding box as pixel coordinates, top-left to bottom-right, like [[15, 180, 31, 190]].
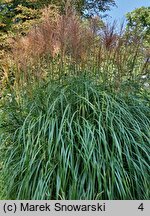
[[101, 21, 118, 51], [1, 75, 150, 200], [10, 5, 95, 83], [4, 4, 149, 93], [12, 5, 59, 62]]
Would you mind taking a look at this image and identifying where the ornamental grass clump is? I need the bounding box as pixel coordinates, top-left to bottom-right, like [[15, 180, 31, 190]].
[[0, 4, 149, 201], [1, 76, 150, 200]]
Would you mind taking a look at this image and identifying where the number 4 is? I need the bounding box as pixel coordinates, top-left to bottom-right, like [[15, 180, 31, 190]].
[[138, 203, 144, 211]]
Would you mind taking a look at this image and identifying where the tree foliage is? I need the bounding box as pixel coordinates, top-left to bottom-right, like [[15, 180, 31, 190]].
[[126, 7, 150, 45], [0, 0, 116, 32], [0, 0, 41, 32], [76, 0, 116, 17]]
